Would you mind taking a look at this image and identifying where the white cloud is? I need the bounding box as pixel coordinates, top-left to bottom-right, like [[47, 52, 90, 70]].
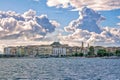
[[117, 16, 120, 26], [0, 9, 59, 40], [118, 16, 120, 19], [61, 7, 120, 47], [50, 20, 60, 27], [22, 9, 36, 19], [47, 0, 120, 11], [60, 27, 120, 47], [65, 7, 105, 33], [47, 0, 70, 8], [117, 23, 120, 26], [0, 26, 3, 31]]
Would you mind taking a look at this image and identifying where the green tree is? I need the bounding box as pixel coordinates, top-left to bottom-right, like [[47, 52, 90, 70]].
[[97, 49, 107, 57], [78, 53, 84, 57], [88, 46, 95, 56], [115, 50, 120, 56], [72, 52, 84, 57], [75, 53, 78, 56], [108, 52, 114, 56]]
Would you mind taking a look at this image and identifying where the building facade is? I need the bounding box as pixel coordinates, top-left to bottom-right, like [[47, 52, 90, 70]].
[[4, 42, 99, 56], [37, 45, 52, 55], [4, 47, 17, 55], [51, 42, 67, 56]]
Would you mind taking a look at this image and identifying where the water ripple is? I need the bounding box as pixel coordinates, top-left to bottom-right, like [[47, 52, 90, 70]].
[[0, 58, 120, 80]]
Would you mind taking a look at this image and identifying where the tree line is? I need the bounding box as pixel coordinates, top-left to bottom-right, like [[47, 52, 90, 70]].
[[72, 46, 120, 57]]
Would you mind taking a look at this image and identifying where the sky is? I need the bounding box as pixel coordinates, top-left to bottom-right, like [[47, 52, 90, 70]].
[[0, 0, 120, 52]]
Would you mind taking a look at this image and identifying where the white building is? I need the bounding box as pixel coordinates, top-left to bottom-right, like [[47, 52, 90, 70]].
[[51, 42, 67, 56], [52, 47, 66, 56]]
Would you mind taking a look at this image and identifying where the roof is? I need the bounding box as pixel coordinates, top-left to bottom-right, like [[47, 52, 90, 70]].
[[51, 42, 61, 46]]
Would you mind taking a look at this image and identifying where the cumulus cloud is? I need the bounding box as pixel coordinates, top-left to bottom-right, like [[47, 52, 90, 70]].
[[47, 0, 70, 8], [0, 9, 59, 40], [117, 16, 120, 26], [46, 0, 120, 46], [22, 9, 36, 19], [65, 7, 105, 33], [47, 0, 120, 11], [117, 23, 120, 26], [60, 7, 120, 46], [50, 20, 60, 27], [60, 27, 120, 46]]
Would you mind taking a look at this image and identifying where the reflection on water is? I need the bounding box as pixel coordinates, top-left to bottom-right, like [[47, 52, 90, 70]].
[[0, 58, 120, 80]]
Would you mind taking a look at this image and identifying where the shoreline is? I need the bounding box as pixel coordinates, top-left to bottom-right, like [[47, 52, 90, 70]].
[[0, 55, 120, 59]]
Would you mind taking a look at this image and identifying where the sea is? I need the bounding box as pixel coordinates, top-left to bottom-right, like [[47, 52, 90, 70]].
[[0, 57, 120, 80]]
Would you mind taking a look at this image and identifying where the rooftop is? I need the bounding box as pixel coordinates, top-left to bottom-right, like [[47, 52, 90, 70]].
[[51, 42, 61, 46]]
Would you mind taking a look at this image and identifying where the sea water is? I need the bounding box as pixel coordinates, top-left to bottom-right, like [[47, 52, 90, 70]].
[[0, 58, 120, 80]]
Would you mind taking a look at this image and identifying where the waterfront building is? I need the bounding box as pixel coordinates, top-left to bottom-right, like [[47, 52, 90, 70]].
[[51, 42, 67, 56], [66, 46, 81, 55], [25, 45, 39, 56], [16, 46, 26, 55], [104, 47, 120, 54], [4, 41, 94, 56], [105, 47, 117, 53], [4, 47, 11, 54], [4, 47, 17, 55], [3, 41, 89, 56], [37, 45, 52, 55]]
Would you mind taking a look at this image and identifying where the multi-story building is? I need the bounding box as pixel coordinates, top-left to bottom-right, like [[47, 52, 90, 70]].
[[51, 42, 67, 56], [4, 47, 17, 55], [3, 42, 90, 56], [16, 46, 26, 55], [25, 45, 38, 56], [66, 46, 81, 55], [37, 45, 52, 55], [105, 47, 120, 54]]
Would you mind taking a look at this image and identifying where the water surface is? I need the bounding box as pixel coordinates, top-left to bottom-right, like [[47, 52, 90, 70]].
[[0, 58, 120, 80]]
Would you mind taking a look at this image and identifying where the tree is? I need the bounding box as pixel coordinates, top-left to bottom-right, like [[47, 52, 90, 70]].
[[75, 53, 78, 56], [73, 52, 78, 56], [97, 49, 106, 57], [115, 50, 120, 56], [72, 52, 84, 57], [78, 53, 84, 57], [88, 46, 95, 56]]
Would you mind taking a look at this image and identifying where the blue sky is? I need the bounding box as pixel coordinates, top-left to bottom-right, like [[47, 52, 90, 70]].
[[0, 0, 120, 49], [0, 0, 78, 28], [99, 9, 120, 28], [0, 0, 119, 28]]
